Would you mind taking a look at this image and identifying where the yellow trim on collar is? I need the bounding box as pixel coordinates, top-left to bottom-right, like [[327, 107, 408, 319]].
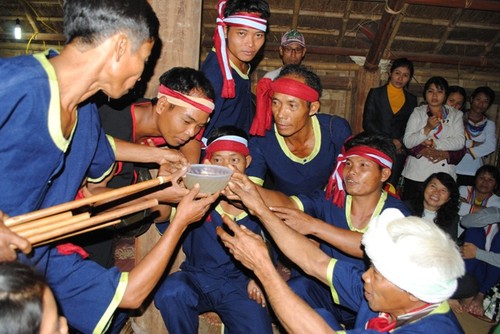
[[33, 51, 74, 152], [275, 115, 321, 164]]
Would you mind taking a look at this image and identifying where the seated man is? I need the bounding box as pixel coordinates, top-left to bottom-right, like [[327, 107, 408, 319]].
[[228, 133, 410, 327], [217, 200, 465, 333], [79, 66, 215, 267], [154, 126, 274, 334], [249, 64, 351, 196]]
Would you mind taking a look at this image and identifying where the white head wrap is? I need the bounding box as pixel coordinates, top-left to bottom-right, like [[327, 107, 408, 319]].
[[362, 209, 465, 303]]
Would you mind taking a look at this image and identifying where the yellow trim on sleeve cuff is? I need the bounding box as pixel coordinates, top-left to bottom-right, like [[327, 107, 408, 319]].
[[290, 196, 304, 211], [248, 176, 264, 186], [327, 258, 340, 304], [93, 272, 128, 334]]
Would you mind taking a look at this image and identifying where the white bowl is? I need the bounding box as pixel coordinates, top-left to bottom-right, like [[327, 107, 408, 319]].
[[183, 164, 233, 194]]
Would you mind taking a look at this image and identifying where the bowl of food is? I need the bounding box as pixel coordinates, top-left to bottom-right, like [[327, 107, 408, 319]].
[[183, 164, 233, 194]]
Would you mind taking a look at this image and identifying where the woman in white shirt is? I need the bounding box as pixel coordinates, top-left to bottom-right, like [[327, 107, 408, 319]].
[[401, 76, 465, 201]]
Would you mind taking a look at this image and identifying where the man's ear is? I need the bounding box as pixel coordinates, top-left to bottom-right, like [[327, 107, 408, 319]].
[[114, 33, 128, 61], [245, 155, 252, 168], [279, 46, 284, 57], [223, 26, 228, 39], [308, 101, 320, 116], [381, 167, 391, 183], [156, 96, 168, 114]]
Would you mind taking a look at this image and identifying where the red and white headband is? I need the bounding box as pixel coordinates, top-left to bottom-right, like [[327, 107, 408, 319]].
[[250, 77, 320, 136], [205, 135, 249, 160], [325, 145, 393, 208], [158, 84, 214, 114], [214, 0, 267, 98]]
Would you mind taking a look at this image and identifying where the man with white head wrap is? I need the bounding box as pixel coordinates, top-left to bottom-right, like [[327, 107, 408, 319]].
[[216, 171, 466, 334]]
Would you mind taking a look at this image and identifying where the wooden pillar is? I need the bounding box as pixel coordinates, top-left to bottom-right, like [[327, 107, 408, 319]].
[[132, 1, 202, 333], [353, 67, 380, 134], [144, 0, 203, 98]]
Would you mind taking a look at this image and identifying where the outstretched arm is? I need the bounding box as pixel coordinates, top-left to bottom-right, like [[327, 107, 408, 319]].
[[270, 206, 364, 258], [223, 171, 297, 208], [119, 184, 219, 308], [225, 175, 331, 282], [217, 217, 335, 334]]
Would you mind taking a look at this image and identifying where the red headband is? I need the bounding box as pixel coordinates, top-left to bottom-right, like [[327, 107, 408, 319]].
[[250, 77, 320, 136], [158, 85, 214, 114], [213, 0, 267, 99], [205, 135, 249, 160], [325, 146, 393, 208]]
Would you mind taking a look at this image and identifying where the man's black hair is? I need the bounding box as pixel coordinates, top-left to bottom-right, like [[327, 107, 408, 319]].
[[207, 125, 248, 146], [344, 132, 397, 164], [277, 64, 322, 98], [0, 262, 46, 334], [159, 67, 216, 101], [224, 0, 271, 20], [64, 0, 159, 50]]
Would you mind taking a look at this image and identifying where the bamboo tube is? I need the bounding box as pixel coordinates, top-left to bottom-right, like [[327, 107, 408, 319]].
[[34, 219, 122, 247], [27, 199, 159, 246], [5, 176, 170, 227], [11, 211, 73, 234], [15, 213, 91, 239]]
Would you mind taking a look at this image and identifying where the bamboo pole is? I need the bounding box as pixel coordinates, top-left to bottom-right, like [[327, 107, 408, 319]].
[[5, 176, 170, 227], [11, 212, 73, 234], [34, 219, 122, 247], [14, 213, 90, 239], [26, 199, 158, 246]]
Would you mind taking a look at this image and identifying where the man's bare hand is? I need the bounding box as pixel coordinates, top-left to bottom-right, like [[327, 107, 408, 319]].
[[461, 242, 478, 260], [172, 185, 219, 228], [153, 166, 191, 203], [270, 206, 316, 235], [247, 279, 266, 308], [0, 211, 32, 261], [224, 172, 266, 216], [216, 215, 271, 272]]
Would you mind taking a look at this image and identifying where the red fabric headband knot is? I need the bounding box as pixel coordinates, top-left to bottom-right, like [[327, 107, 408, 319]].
[[213, 0, 267, 99], [250, 77, 320, 136], [158, 85, 214, 114], [325, 145, 393, 208]]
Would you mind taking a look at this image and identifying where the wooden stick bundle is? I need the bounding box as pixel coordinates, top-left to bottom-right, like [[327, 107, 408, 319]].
[[6, 176, 170, 248], [5, 175, 170, 227]]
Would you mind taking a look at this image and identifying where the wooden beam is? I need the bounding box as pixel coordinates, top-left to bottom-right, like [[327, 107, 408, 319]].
[[406, 0, 500, 11], [143, 0, 203, 98], [433, 9, 463, 54], [0, 42, 61, 51], [291, 0, 301, 29], [18, 0, 40, 34], [364, 0, 406, 72], [386, 3, 408, 52], [0, 32, 65, 41], [337, 0, 353, 48]]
